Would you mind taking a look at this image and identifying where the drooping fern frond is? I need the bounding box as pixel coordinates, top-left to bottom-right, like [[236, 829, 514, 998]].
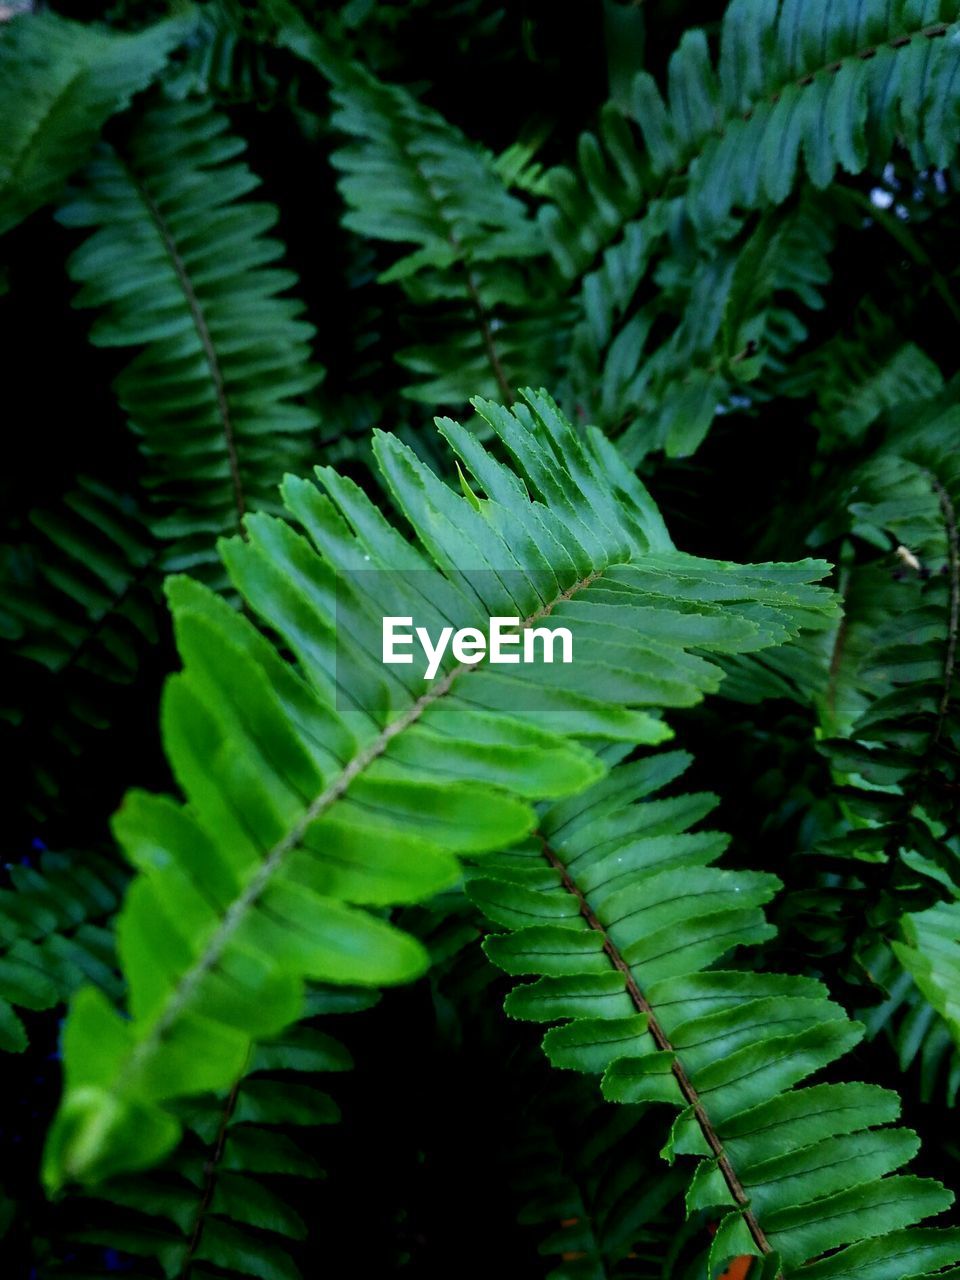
[[56, 95, 323, 574], [635, 0, 960, 228], [470, 754, 960, 1279], [0, 9, 190, 236], [811, 402, 960, 944], [514, 0, 960, 464], [0, 849, 125, 1054], [721, 386, 960, 971], [60, 989, 365, 1280], [43, 390, 836, 1191]]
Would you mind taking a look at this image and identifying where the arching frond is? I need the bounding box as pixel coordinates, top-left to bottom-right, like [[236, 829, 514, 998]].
[[42, 390, 836, 1190], [542, 0, 960, 278], [64, 991, 365, 1280]]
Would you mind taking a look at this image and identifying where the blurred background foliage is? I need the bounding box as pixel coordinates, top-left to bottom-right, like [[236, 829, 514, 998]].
[[2, 1, 960, 1276]]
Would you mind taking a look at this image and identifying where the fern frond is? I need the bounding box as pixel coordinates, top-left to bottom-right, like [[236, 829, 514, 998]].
[[511, 1091, 688, 1279], [860, 936, 960, 1107], [168, 0, 288, 106], [43, 390, 836, 1190], [725, 392, 960, 974], [470, 755, 960, 1279], [543, 0, 960, 276], [0, 9, 190, 235], [636, 1, 960, 228], [571, 199, 834, 460], [538, 100, 655, 285], [416, 877, 693, 1277], [0, 849, 125, 1054], [893, 902, 960, 1079], [61, 987, 366, 1280], [525, 0, 960, 461], [818, 403, 959, 810], [2, 477, 160, 696], [280, 20, 559, 409], [784, 303, 945, 451], [56, 96, 322, 573]]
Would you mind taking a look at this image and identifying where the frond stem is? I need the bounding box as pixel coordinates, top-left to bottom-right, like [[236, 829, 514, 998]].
[[463, 263, 514, 404], [178, 1062, 247, 1278], [410, 157, 514, 404]]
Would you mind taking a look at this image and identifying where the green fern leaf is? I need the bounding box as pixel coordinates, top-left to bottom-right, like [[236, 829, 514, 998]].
[[896, 901, 960, 1059], [859, 939, 960, 1107], [0, 477, 162, 819], [572, 199, 834, 460], [66, 991, 365, 1280], [56, 96, 323, 573], [42, 390, 836, 1191], [279, 18, 559, 409], [0, 9, 191, 236], [785, 303, 945, 451], [471, 754, 960, 1279], [2, 477, 160, 692], [510, 1086, 687, 1278], [546, 0, 960, 271]]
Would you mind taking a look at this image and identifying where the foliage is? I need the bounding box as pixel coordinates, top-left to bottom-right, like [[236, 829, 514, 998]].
[[0, 9, 189, 236], [470, 756, 960, 1277], [0, 848, 125, 1054], [57, 94, 323, 573], [42, 390, 836, 1191], [2, 1, 960, 1276]]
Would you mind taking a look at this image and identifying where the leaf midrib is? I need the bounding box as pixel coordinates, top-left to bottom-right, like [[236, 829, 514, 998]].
[[114, 149, 248, 533]]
